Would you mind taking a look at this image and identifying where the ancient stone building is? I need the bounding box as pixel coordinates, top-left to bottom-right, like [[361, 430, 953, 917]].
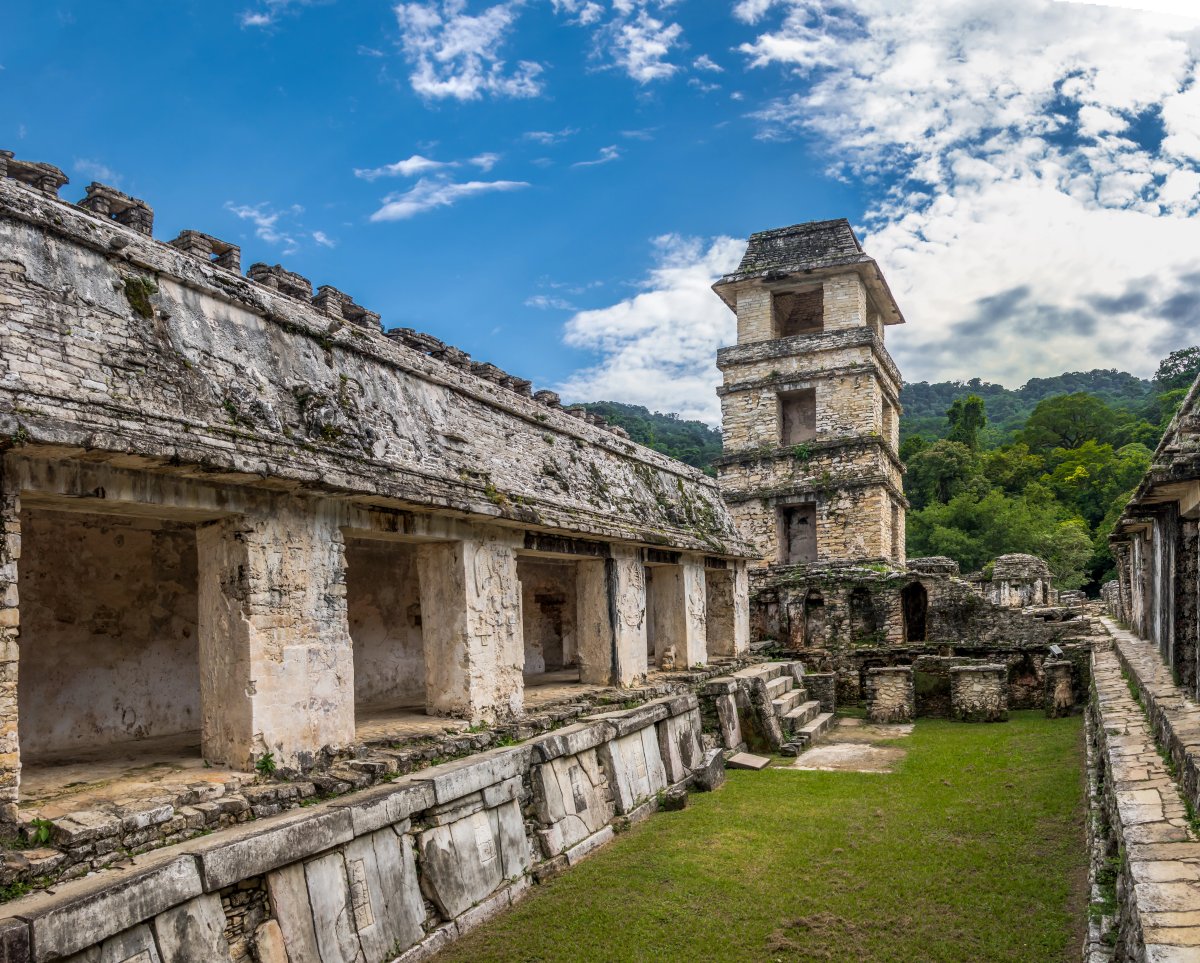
[[0, 151, 754, 811], [712, 218, 907, 573], [1109, 372, 1200, 695]]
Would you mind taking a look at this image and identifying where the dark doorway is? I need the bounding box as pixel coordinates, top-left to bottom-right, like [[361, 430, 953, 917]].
[[902, 582, 928, 643]]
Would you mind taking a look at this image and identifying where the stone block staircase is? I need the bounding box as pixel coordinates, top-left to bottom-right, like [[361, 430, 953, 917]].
[[734, 662, 835, 754]]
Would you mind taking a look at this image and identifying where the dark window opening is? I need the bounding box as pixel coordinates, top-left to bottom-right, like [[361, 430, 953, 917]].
[[773, 288, 823, 338], [779, 504, 817, 565], [779, 388, 817, 445], [803, 590, 825, 647]]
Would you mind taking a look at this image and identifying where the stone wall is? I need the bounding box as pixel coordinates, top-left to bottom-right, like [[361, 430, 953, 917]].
[[0, 174, 747, 559], [0, 692, 719, 962], [18, 510, 200, 756], [865, 666, 913, 723], [1088, 627, 1200, 959], [948, 665, 1006, 723]]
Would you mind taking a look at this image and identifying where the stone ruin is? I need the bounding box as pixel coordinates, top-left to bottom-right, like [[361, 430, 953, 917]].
[[986, 553, 1054, 607], [0, 149, 1155, 960], [0, 150, 758, 821]]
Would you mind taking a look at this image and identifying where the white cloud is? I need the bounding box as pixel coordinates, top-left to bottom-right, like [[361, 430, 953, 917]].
[[551, 1, 684, 84], [555, 235, 743, 423], [469, 151, 501, 170], [225, 201, 307, 254], [525, 294, 577, 309], [239, 0, 318, 28], [693, 53, 724, 72], [73, 159, 120, 185], [735, 0, 1200, 385], [369, 177, 529, 220], [240, 12, 274, 26], [394, 0, 544, 100], [354, 154, 448, 180], [572, 145, 621, 167], [312, 230, 336, 247], [523, 127, 579, 144]]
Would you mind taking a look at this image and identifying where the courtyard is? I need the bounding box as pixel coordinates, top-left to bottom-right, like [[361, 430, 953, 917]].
[[435, 712, 1088, 963]]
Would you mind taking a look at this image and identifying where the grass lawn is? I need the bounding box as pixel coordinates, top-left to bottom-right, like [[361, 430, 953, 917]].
[[434, 711, 1087, 963]]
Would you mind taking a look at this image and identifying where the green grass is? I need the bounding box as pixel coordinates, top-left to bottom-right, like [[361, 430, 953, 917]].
[[435, 711, 1086, 963]]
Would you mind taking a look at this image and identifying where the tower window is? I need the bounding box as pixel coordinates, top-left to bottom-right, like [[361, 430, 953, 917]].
[[779, 389, 817, 445], [779, 503, 817, 564], [773, 288, 823, 338]]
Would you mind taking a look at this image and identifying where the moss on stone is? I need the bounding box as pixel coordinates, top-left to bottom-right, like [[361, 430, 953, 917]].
[[122, 275, 158, 319]]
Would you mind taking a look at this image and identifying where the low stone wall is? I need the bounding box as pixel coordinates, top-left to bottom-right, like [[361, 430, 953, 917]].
[[0, 692, 720, 962], [948, 665, 1007, 723], [866, 667, 913, 724], [1088, 633, 1200, 960], [0, 661, 758, 896]]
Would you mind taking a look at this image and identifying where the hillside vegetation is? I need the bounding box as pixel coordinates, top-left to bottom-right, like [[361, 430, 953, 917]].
[[579, 346, 1199, 593]]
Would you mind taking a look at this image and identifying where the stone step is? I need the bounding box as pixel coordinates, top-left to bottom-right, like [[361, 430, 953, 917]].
[[733, 662, 789, 682], [795, 712, 836, 746], [783, 700, 821, 731], [771, 688, 804, 716], [765, 675, 792, 699]]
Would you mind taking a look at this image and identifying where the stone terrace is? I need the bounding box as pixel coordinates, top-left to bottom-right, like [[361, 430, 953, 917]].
[[1089, 622, 1200, 960]]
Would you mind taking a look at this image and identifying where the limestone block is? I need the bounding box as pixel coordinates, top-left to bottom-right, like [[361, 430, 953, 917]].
[[693, 747, 727, 791], [342, 830, 425, 963], [531, 749, 614, 856], [949, 665, 1007, 723], [714, 692, 743, 750], [418, 798, 530, 920], [252, 921, 288, 963], [598, 726, 668, 814], [61, 923, 161, 963], [0, 918, 29, 963], [304, 852, 365, 963], [328, 777, 434, 837], [195, 807, 353, 891], [266, 863, 321, 962], [421, 745, 533, 806], [152, 893, 232, 962], [26, 854, 203, 960], [528, 721, 614, 763], [583, 701, 669, 738], [656, 709, 702, 784]]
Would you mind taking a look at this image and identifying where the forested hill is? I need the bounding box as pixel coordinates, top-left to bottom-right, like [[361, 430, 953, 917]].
[[574, 402, 723, 473], [901, 369, 1156, 443]]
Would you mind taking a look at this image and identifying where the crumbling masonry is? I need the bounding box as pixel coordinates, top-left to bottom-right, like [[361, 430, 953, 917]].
[[0, 151, 754, 817]]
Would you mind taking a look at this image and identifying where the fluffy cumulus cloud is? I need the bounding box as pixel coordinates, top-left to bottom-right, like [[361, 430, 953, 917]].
[[224, 201, 308, 254], [731, 0, 1200, 386], [394, 0, 544, 100], [553, 1, 685, 83], [556, 235, 743, 423]]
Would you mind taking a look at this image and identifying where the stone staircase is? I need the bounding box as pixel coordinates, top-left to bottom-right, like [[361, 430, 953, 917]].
[[733, 662, 835, 754]]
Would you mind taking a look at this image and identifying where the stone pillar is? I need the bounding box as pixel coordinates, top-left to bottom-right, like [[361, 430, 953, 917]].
[[732, 561, 750, 656], [866, 666, 914, 723], [416, 528, 524, 723], [577, 547, 647, 687], [196, 499, 355, 771], [804, 672, 837, 714], [949, 665, 1008, 722], [1043, 660, 1075, 718], [0, 480, 19, 816], [649, 560, 707, 669]]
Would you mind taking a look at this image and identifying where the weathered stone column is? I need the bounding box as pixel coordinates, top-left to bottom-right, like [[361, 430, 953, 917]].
[[866, 666, 913, 723], [0, 478, 19, 816], [1043, 660, 1074, 718], [197, 498, 355, 771], [577, 547, 647, 687], [704, 563, 750, 659], [417, 527, 524, 722], [949, 665, 1008, 722], [681, 556, 708, 667]]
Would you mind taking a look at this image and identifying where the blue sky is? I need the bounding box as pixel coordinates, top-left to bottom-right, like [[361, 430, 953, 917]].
[[4, 0, 1200, 422]]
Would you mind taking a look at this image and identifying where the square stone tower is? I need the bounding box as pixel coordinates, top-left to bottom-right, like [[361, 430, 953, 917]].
[[712, 219, 907, 577]]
